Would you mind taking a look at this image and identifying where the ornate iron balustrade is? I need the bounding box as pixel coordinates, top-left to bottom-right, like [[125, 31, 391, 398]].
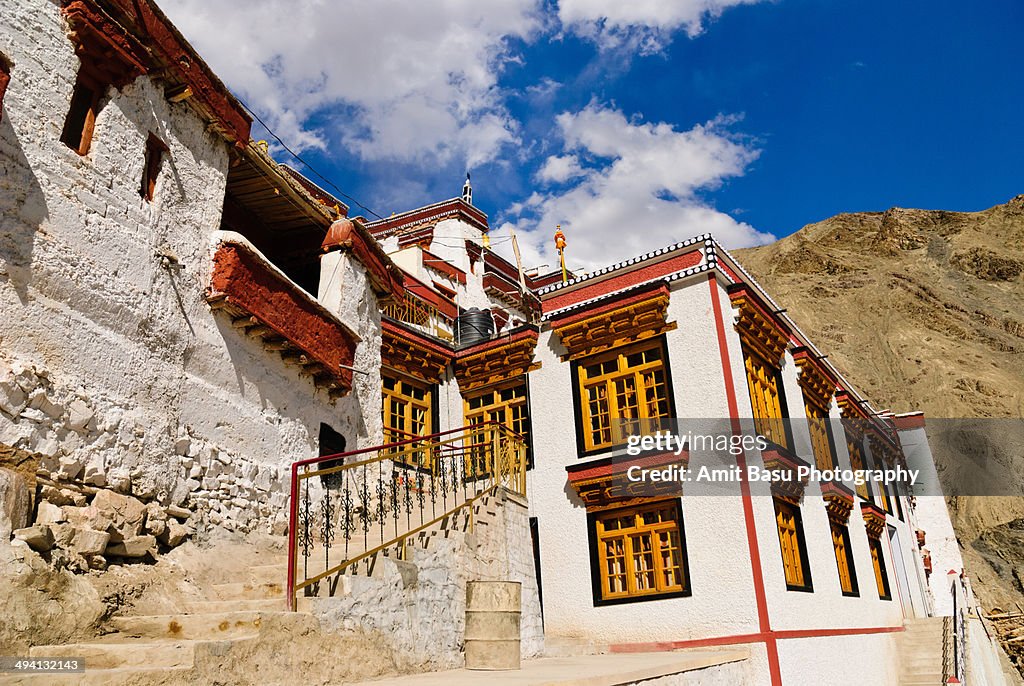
[[286, 422, 527, 610]]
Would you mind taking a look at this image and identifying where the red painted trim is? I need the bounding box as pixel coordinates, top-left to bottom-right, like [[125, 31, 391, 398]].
[[717, 259, 742, 284], [791, 347, 841, 389], [891, 413, 926, 430], [423, 249, 467, 284], [365, 198, 488, 237], [543, 249, 703, 312], [547, 282, 670, 328], [286, 460, 299, 611], [401, 272, 458, 319], [727, 282, 796, 342], [210, 242, 355, 390], [608, 624, 904, 653], [101, 0, 252, 145], [381, 319, 455, 358], [454, 326, 537, 359], [707, 273, 782, 686], [565, 449, 689, 483]]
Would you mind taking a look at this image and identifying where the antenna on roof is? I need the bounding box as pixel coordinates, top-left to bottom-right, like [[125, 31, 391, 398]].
[[462, 172, 473, 206]]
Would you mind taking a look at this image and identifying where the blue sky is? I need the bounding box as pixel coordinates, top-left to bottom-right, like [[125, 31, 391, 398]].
[[162, 0, 1022, 271]]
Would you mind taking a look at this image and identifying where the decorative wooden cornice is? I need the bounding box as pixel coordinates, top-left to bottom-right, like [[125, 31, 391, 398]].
[[792, 348, 837, 413], [761, 444, 810, 503], [381, 320, 452, 383], [821, 480, 855, 525], [364, 198, 488, 238], [861, 502, 887, 539], [729, 286, 789, 366], [551, 285, 676, 361], [62, 1, 150, 87], [566, 451, 689, 510], [452, 327, 540, 392]]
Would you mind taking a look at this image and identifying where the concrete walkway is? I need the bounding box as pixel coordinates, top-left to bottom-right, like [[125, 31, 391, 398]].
[[352, 648, 750, 686]]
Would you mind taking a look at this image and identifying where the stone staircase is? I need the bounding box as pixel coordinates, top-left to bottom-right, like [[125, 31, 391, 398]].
[[0, 558, 296, 685], [898, 617, 950, 686], [1, 492, 507, 684]]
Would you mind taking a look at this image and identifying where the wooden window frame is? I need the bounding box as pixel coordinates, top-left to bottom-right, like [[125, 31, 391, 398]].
[[382, 371, 437, 470], [463, 378, 533, 478], [570, 336, 675, 456], [773, 497, 813, 592], [587, 499, 691, 606], [61, 68, 105, 155], [845, 429, 874, 502], [868, 537, 892, 601], [140, 132, 169, 201], [741, 347, 793, 452], [0, 53, 11, 123], [830, 521, 859, 597], [804, 396, 838, 472]]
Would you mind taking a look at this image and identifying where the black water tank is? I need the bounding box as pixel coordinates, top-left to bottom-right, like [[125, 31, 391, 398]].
[[457, 307, 495, 347]]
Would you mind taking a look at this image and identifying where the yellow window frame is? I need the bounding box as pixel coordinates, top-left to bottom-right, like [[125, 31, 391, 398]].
[[594, 500, 688, 601], [743, 348, 789, 451], [805, 397, 836, 471], [382, 372, 433, 468], [463, 380, 530, 478], [576, 339, 672, 453], [868, 537, 892, 600], [831, 522, 857, 596], [774, 498, 811, 590]]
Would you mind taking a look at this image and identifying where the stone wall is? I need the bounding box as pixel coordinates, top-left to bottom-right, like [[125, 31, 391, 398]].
[[312, 488, 544, 670], [0, 0, 384, 539]]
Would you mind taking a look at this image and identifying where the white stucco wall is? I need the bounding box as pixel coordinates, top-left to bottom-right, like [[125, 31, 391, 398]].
[[0, 0, 382, 534]]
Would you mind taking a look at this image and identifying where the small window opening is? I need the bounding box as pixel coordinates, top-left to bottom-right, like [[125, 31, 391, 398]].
[[141, 133, 169, 201], [318, 423, 347, 488], [61, 71, 104, 155]]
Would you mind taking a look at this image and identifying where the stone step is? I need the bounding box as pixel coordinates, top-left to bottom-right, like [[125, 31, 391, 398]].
[[0, 665, 192, 685], [108, 611, 270, 640], [183, 598, 287, 613], [249, 563, 287, 585], [209, 581, 285, 600], [28, 640, 195, 670]]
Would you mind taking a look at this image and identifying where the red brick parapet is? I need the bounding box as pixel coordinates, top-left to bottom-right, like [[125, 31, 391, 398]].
[[208, 233, 356, 396]]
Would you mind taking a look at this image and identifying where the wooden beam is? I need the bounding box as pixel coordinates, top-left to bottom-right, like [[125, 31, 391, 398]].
[[232, 315, 258, 329]]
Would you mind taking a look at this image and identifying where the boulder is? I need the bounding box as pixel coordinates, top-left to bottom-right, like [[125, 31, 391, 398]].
[[158, 520, 189, 547], [0, 380, 28, 416], [13, 525, 54, 552], [165, 505, 191, 521], [106, 535, 156, 558], [63, 505, 113, 533], [82, 457, 106, 487], [92, 489, 146, 539], [0, 468, 32, 539], [36, 501, 65, 524], [71, 528, 110, 556], [39, 484, 74, 507]]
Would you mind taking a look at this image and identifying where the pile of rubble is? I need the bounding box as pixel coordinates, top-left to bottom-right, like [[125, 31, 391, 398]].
[[4, 464, 193, 573]]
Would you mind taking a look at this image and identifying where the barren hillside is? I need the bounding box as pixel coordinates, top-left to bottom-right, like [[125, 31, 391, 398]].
[[735, 196, 1024, 639]]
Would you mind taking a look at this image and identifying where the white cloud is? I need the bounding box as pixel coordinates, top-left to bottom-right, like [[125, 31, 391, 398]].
[[536, 154, 585, 183], [495, 105, 774, 272], [557, 0, 763, 52], [160, 0, 542, 166]]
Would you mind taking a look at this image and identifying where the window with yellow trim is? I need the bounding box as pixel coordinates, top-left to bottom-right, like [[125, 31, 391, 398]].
[[845, 429, 873, 501], [463, 381, 531, 477], [590, 500, 689, 604], [805, 398, 837, 471], [575, 339, 672, 453], [382, 373, 434, 468], [877, 481, 892, 515], [774, 498, 812, 591], [742, 350, 791, 451], [868, 537, 892, 600], [830, 522, 859, 596]]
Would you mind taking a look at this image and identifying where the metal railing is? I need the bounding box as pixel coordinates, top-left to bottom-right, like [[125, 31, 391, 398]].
[[948, 572, 969, 684], [381, 293, 454, 341], [286, 422, 527, 610]]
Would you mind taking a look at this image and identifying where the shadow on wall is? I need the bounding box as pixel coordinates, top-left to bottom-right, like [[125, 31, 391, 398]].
[[209, 314, 371, 456], [0, 114, 49, 305]]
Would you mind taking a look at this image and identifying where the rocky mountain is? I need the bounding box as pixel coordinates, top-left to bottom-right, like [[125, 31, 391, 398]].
[[735, 196, 1024, 659]]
